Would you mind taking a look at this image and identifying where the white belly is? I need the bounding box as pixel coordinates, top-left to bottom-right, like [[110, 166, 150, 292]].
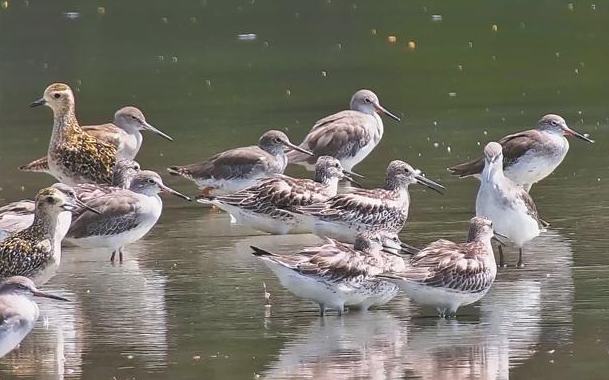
[[340, 139, 378, 172], [476, 186, 540, 247], [214, 203, 297, 235], [400, 281, 488, 315], [264, 261, 359, 310]]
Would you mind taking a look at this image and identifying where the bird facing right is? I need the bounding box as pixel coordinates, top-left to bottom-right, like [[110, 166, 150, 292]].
[[293, 160, 444, 245], [449, 114, 593, 192], [251, 232, 406, 316], [475, 142, 541, 267], [287, 89, 401, 172], [65, 170, 191, 262], [0, 276, 69, 358], [167, 130, 313, 196], [378, 216, 497, 318], [0, 187, 88, 283], [197, 156, 362, 234]]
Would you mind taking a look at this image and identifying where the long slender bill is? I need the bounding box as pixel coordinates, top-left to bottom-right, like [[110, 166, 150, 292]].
[[564, 126, 594, 143], [283, 141, 314, 156], [415, 174, 445, 194], [159, 183, 192, 201], [32, 290, 70, 302], [142, 121, 174, 141], [75, 199, 102, 215], [374, 103, 401, 122]]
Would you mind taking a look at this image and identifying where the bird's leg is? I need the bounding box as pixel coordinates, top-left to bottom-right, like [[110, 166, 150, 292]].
[[498, 245, 507, 268], [319, 304, 326, 317], [119, 247, 124, 263], [517, 248, 525, 268], [110, 250, 117, 263]]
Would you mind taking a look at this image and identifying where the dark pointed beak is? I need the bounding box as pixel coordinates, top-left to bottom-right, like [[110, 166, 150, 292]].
[[282, 140, 314, 156], [342, 169, 364, 187], [414, 174, 445, 194], [142, 121, 174, 141], [159, 183, 191, 201], [563, 126, 594, 143], [373, 103, 401, 122], [75, 198, 101, 215], [32, 290, 70, 302], [30, 98, 46, 108]]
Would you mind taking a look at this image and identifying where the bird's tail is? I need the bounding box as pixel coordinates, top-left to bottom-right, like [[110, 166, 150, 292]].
[[250, 246, 277, 257], [19, 156, 50, 173], [447, 157, 484, 177], [167, 166, 191, 178]]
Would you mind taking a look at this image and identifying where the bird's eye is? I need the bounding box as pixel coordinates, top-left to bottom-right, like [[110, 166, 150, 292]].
[[53, 93, 61, 99], [334, 163, 340, 168], [46, 196, 56, 204], [550, 120, 558, 126], [147, 178, 156, 184], [274, 138, 282, 143], [364, 98, 371, 103]]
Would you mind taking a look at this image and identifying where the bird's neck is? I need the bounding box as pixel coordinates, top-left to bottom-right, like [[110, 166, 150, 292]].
[[481, 163, 504, 184], [29, 209, 60, 240], [50, 104, 82, 145], [317, 175, 340, 195]]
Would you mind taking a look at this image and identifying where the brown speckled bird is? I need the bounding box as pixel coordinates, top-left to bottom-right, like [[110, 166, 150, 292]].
[[20, 106, 171, 175], [28, 83, 118, 185], [0, 187, 79, 283]]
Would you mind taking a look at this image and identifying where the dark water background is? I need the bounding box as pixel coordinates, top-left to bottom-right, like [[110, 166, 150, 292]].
[[1, 0, 609, 378]]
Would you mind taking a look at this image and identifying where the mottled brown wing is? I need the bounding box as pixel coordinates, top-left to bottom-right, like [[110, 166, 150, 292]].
[[0, 234, 52, 277], [403, 240, 494, 292], [82, 123, 122, 148], [295, 188, 405, 232], [288, 111, 372, 164], [19, 156, 50, 172], [214, 176, 328, 212]]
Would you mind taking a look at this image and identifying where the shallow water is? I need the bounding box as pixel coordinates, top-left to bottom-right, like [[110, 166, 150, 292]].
[[1, 0, 609, 379]]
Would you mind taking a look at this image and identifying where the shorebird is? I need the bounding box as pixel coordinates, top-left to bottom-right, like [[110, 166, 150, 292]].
[[196, 156, 362, 234], [0, 186, 95, 282], [0, 276, 69, 358], [29, 83, 118, 185], [251, 232, 406, 315], [168, 130, 314, 196], [449, 114, 593, 192], [65, 170, 191, 262], [378, 216, 498, 317], [287, 89, 400, 171], [20, 107, 171, 174], [0, 161, 138, 239], [293, 160, 444, 244], [475, 142, 541, 267]]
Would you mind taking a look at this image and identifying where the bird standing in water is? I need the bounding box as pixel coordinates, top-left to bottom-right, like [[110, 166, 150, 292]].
[[475, 142, 541, 267], [287, 89, 400, 172]]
